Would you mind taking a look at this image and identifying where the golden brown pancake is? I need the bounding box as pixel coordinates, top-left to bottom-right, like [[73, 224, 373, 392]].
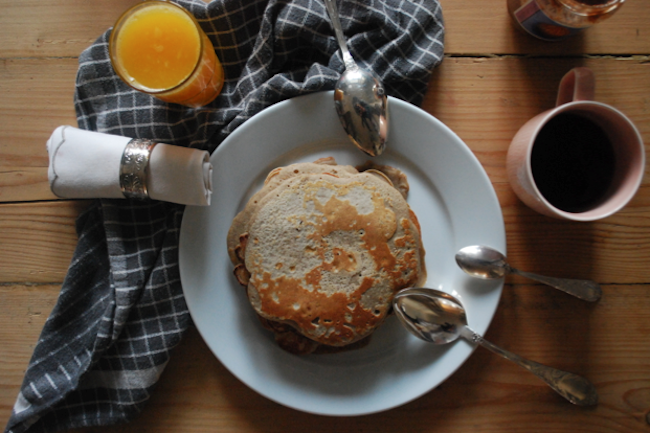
[[227, 157, 426, 354]]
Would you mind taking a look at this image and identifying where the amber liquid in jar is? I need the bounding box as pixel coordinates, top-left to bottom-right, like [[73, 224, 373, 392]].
[[507, 0, 625, 41]]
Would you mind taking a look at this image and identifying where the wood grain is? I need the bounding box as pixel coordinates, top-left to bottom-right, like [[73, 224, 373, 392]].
[[1, 56, 649, 202], [1, 283, 647, 432], [0, 58, 77, 202], [0, 183, 644, 286], [0, 285, 59, 404], [0, 0, 648, 58], [0, 201, 90, 283], [0, 0, 139, 58]]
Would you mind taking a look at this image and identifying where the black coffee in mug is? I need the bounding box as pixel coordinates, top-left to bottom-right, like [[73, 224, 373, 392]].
[[507, 67, 644, 221], [531, 112, 616, 213]]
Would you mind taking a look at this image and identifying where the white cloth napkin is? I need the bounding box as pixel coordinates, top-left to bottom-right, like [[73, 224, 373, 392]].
[[46, 126, 212, 206]]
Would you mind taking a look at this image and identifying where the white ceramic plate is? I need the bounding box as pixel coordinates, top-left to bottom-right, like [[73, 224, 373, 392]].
[[179, 91, 505, 416]]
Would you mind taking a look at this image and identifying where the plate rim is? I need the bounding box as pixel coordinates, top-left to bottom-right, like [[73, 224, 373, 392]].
[[179, 91, 506, 416]]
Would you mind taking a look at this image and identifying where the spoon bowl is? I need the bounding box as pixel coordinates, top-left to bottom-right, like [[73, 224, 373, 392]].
[[393, 287, 599, 406], [324, 0, 388, 156], [455, 245, 602, 302], [392, 288, 465, 345]]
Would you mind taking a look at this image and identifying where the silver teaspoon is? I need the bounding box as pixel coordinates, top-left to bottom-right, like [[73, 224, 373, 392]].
[[324, 0, 388, 156], [455, 245, 602, 302], [393, 288, 599, 406]]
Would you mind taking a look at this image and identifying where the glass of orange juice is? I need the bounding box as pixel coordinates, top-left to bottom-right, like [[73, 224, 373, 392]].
[[109, 0, 224, 107]]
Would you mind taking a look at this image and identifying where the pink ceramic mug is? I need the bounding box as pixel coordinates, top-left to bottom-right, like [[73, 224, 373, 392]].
[[506, 67, 645, 221]]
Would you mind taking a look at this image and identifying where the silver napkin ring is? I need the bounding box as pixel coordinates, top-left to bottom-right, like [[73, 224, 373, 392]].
[[119, 138, 157, 200]]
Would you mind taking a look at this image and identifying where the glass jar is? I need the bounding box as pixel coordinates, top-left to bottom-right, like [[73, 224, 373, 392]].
[[507, 0, 625, 41]]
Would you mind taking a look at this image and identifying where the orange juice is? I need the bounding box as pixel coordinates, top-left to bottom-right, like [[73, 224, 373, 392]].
[[109, 1, 224, 107]]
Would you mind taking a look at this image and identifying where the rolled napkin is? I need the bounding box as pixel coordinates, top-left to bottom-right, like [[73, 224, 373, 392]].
[[46, 126, 212, 206]]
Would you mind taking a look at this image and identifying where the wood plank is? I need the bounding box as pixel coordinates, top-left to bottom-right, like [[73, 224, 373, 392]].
[[0, 57, 77, 202], [2, 56, 649, 202], [0, 182, 648, 285], [1, 283, 648, 432], [0, 0, 647, 59], [0, 201, 90, 284], [0, 0, 138, 58], [498, 183, 650, 285], [0, 284, 59, 424], [0, 187, 648, 286]]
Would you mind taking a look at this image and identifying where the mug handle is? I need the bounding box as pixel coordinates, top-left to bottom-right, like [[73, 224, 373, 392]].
[[555, 67, 595, 106]]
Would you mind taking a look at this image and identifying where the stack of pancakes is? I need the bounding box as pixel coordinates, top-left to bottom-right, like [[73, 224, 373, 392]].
[[227, 157, 426, 354]]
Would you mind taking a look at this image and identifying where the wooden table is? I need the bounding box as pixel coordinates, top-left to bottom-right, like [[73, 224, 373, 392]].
[[2, 1, 649, 432]]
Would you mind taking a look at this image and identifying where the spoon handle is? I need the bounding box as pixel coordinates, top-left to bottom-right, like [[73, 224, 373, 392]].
[[461, 327, 599, 406], [510, 268, 602, 302], [323, 0, 356, 69]]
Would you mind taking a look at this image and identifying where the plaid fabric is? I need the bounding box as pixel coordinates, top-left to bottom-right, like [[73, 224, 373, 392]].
[[5, 0, 444, 431]]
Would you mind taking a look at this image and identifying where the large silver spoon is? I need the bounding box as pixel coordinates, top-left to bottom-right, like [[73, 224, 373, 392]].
[[393, 287, 599, 406], [455, 245, 602, 302], [324, 0, 388, 156]]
